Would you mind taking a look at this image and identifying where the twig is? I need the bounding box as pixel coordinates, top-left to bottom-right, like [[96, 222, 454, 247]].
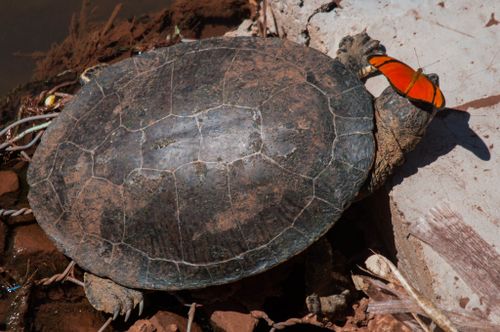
[[0, 121, 52, 150], [186, 302, 202, 332], [0, 208, 33, 217], [97, 317, 113, 332], [53, 92, 73, 98], [66, 276, 85, 287], [78, 0, 90, 37], [0, 113, 58, 137], [6, 130, 44, 152], [35, 261, 79, 286], [251, 311, 325, 331], [262, 0, 267, 38], [268, 2, 280, 37], [47, 79, 78, 95], [362, 282, 500, 331], [412, 312, 432, 332], [365, 254, 458, 332], [251, 310, 274, 326], [272, 314, 325, 331], [20, 151, 32, 162]]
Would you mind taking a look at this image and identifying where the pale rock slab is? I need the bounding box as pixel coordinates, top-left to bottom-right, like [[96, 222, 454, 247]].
[[269, 0, 334, 44], [390, 104, 499, 321], [268, 0, 500, 323]]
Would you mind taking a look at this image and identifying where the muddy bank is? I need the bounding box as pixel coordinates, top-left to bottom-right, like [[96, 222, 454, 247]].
[[0, 0, 255, 97], [0, 0, 255, 127]]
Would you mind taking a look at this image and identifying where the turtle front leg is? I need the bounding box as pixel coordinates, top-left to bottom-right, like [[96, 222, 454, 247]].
[[84, 273, 144, 322], [336, 31, 385, 75]]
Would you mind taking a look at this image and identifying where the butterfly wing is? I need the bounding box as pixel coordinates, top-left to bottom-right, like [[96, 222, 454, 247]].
[[368, 55, 416, 95], [368, 55, 445, 110], [433, 86, 445, 109], [406, 73, 446, 109]]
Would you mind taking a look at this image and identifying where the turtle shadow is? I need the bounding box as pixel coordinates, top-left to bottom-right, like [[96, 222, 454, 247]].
[[390, 108, 490, 187], [363, 108, 491, 265]]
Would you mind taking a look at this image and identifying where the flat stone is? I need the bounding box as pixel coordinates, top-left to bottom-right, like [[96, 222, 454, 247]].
[[128, 311, 202, 332], [210, 310, 258, 332], [128, 320, 157, 332], [367, 314, 413, 332], [8, 224, 67, 277]]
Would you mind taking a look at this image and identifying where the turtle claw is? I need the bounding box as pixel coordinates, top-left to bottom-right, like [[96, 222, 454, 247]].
[[139, 299, 144, 316], [84, 273, 144, 322], [125, 309, 132, 322]]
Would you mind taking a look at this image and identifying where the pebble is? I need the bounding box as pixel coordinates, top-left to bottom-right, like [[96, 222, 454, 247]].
[[210, 310, 258, 332]]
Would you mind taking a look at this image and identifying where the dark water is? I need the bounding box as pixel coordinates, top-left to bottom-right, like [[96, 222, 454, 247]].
[[0, 0, 173, 96]]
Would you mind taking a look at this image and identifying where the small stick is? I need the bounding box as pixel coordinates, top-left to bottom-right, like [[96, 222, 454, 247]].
[[47, 80, 78, 95], [271, 314, 324, 331], [36, 261, 78, 286], [251, 310, 275, 326], [0, 208, 32, 217], [365, 254, 458, 332], [251, 311, 325, 331], [0, 121, 52, 150], [0, 113, 58, 137], [20, 151, 32, 162], [66, 276, 85, 287], [186, 302, 202, 332], [6, 130, 44, 152], [97, 317, 113, 332], [412, 312, 432, 332], [53, 92, 73, 98], [262, 0, 267, 38], [269, 3, 280, 37]]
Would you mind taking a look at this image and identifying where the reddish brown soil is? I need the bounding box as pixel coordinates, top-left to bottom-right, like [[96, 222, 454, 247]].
[[0, 1, 397, 331]]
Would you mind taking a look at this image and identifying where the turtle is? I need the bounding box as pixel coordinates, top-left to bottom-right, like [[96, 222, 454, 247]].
[[27, 32, 438, 320]]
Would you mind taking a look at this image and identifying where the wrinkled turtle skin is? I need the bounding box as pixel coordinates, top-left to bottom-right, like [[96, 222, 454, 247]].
[[27, 37, 376, 290]]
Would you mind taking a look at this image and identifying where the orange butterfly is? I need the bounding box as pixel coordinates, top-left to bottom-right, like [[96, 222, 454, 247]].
[[368, 54, 445, 110]]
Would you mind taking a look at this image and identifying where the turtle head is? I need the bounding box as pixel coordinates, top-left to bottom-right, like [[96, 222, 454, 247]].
[[336, 32, 438, 194], [364, 84, 436, 193]]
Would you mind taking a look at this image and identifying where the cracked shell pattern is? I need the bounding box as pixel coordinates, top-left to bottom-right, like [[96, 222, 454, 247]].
[[27, 37, 374, 290]]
